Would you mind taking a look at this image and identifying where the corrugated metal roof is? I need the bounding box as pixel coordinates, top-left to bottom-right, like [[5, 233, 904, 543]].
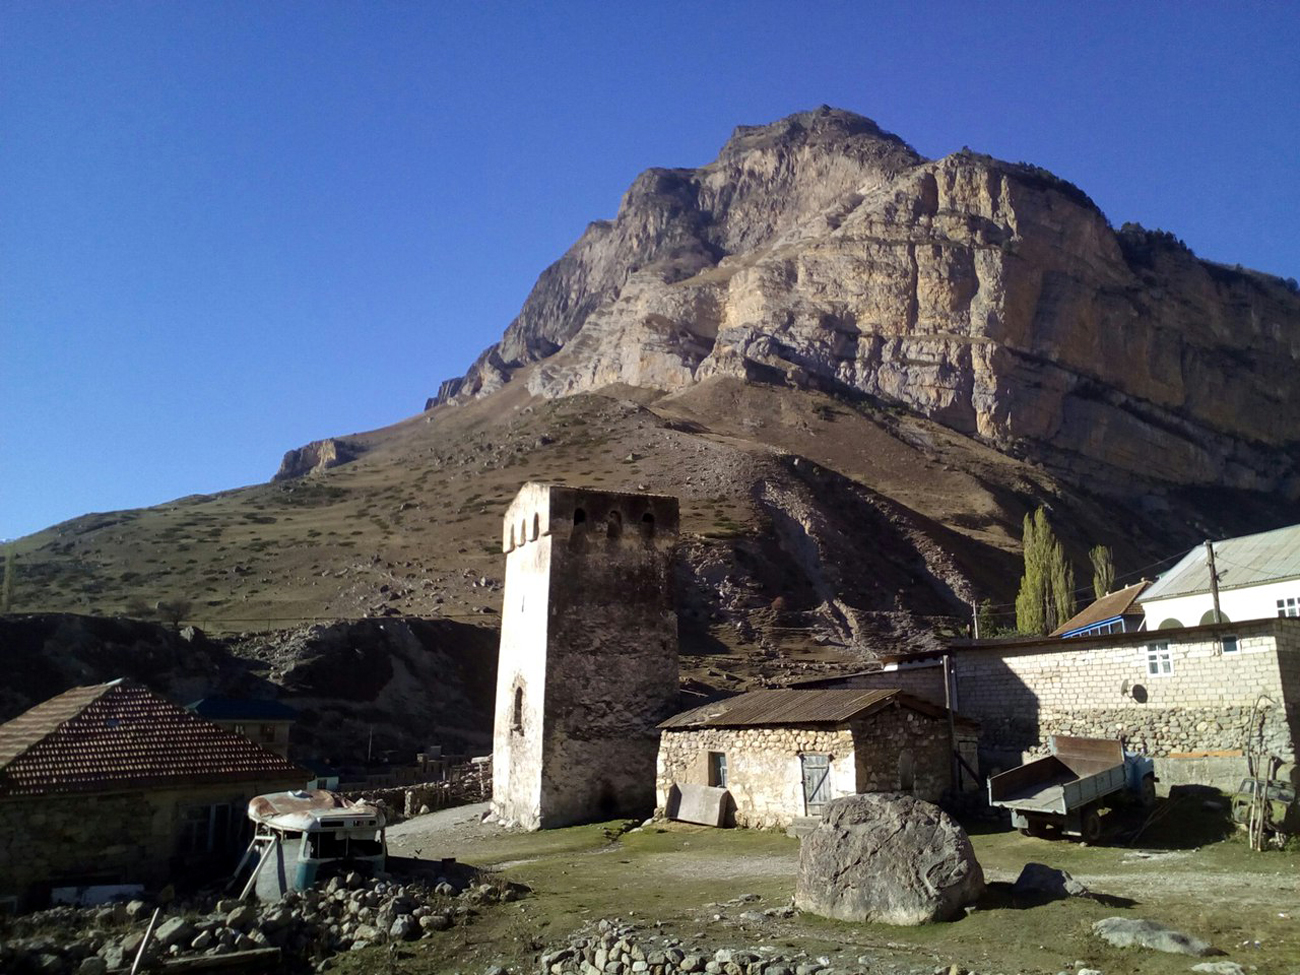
[[0, 680, 307, 798], [1140, 524, 1300, 602], [1051, 580, 1149, 636], [658, 688, 976, 730]]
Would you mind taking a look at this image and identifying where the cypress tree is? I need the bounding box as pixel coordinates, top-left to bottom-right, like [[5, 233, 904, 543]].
[[1015, 507, 1076, 635], [1089, 544, 1115, 600]]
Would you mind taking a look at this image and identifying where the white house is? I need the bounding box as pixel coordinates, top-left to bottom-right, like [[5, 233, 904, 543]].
[[1139, 524, 1300, 630]]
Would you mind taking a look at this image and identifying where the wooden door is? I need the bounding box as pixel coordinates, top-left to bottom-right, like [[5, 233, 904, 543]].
[[801, 754, 831, 815]]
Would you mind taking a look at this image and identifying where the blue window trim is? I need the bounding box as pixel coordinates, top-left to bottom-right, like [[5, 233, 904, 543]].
[[1061, 615, 1126, 639]]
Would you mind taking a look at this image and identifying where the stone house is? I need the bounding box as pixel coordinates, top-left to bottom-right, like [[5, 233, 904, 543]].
[[655, 688, 979, 829], [0, 679, 307, 910], [186, 697, 298, 759], [1139, 523, 1300, 629], [809, 617, 1300, 790]]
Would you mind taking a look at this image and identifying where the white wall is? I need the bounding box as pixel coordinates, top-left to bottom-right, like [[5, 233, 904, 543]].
[[1143, 577, 1300, 630]]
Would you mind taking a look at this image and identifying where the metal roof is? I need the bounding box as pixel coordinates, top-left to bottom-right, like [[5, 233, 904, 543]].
[[658, 688, 975, 730], [1140, 524, 1300, 602]]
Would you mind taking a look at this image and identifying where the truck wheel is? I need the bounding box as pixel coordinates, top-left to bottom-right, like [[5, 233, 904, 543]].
[[1080, 807, 1103, 844], [1140, 773, 1157, 808]]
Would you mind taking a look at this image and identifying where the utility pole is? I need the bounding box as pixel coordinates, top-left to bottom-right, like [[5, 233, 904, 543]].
[[1204, 540, 1223, 624], [1, 544, 13, 614]]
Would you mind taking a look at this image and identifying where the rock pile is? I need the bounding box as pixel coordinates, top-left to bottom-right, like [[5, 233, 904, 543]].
[[537, 917, 992, 975], [539, 917, 840, 975], [0, 870, 527, 974]]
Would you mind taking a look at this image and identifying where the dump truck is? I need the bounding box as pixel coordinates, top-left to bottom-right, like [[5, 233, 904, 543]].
[[988, 735, 1156, 842]]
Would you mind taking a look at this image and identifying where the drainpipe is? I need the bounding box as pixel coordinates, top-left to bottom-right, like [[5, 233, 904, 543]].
[[943, 653, 959, 791]]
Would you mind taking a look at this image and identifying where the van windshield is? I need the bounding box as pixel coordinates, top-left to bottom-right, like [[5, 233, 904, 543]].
[[305, 830, 384, 859]]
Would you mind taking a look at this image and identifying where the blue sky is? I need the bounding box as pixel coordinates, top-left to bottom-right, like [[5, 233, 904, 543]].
[[3, 2, 1298, 540]]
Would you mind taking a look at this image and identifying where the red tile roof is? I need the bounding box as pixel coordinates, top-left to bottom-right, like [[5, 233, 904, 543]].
[[0, 680, 306, 798]]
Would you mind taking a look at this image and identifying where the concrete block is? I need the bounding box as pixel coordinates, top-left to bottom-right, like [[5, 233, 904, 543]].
[[665, 783, 732, 827]]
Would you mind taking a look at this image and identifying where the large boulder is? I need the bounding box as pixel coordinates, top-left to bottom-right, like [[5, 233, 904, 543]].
[[795, 793, 984, 925]]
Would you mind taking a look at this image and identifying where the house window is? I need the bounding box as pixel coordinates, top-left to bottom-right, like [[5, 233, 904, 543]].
[[1221, 635, 1240, 655], [1146, 642, 1173, 676], [707, 751, 728, 788], [1278, 597, 1299, 618], [177, 803, 233, 855]]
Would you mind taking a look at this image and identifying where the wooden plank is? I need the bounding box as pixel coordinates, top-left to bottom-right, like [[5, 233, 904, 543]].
[[159, 948, 282, 972]]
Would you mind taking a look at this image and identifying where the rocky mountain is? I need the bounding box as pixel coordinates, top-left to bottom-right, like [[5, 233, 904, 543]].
[[436, 107, 1300, 500], [10, 108, 1300, 759]]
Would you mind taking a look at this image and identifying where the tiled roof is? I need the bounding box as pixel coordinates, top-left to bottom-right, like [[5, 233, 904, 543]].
[[1050, 580, 1149, 636], [658, 688, 977, 730], [188, 697, 298, 721], [0, 680, 306, 798], [1141, 524, 1300, 602]]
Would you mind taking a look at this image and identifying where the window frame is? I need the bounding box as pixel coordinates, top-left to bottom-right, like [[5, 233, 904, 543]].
[[1146, 641, 1173, 676], [707, 751, 728, 788]]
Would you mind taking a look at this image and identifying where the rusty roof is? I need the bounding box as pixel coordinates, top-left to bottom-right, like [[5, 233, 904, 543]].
[[249, 789, 385, 831], [0, 679, 307, 798], [658, 688, 976, 730]]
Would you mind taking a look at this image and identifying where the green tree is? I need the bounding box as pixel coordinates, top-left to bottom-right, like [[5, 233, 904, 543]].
[[1015, 507, 1077, 635], [1089, 544, 1115, 601]]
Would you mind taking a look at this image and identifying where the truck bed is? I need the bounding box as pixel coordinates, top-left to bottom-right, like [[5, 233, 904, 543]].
[[988, 737, 1128, 817]]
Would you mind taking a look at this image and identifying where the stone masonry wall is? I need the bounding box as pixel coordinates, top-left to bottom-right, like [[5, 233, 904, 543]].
[[655, 707, 975, 827], [493, 484, 680, 830], [0, 777, 300, 907], [656, 725, 855, 828], [849, 709, 978, 800], [952, 623, 1300, 788]]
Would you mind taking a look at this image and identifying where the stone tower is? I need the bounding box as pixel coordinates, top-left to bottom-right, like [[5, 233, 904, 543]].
[[491, 482, 679, 829]]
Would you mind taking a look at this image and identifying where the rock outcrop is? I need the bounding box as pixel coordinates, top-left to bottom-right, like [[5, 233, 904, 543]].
[[794, 793, 984, 924], [433, 107, 1300, 498], [273, 437, 358, 481]]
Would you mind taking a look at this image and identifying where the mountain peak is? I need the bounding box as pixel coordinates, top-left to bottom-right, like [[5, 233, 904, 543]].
[[718, 106, 920, 161]]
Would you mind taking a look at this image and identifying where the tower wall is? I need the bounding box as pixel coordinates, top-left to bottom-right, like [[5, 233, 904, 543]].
[[491, 482, 679, 829]]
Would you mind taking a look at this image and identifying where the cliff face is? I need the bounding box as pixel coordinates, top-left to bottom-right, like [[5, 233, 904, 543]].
[[435, 108, 1300, 498]]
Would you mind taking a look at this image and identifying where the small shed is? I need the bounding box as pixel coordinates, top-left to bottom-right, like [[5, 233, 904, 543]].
[[656, 688, 978, 829]]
